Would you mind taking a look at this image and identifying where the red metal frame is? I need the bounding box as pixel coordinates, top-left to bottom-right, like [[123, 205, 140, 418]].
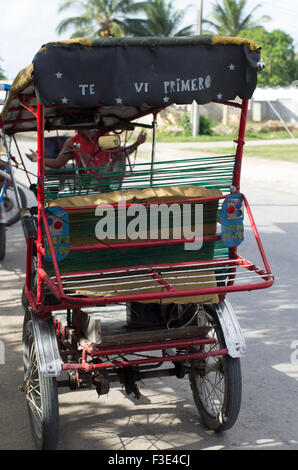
[[23, 97, 274, 312], [233, 99, 249, 191], [36, 102, 45, 306], [52, 312, 227, 372], [20, 97, 274, 374], [61, 348, 228, 371]]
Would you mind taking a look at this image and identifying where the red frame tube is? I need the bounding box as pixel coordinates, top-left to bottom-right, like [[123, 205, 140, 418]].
[[18, 96, 37, 117], [41, 210, 64, 297], [84, 337, 217, 356], [60, 278, 273, 306], [26, 98, 273, 315], [36, 102, 45, 306], [61, 349, 228, 371], [30, 247, 273, 312], [17, 95, 274, 382], [233, 99, 249, 191], [69, 234, 221, 253], [241, 193, 273, 277], [25, 237, 33, 293], [39, 268, 62, 300]]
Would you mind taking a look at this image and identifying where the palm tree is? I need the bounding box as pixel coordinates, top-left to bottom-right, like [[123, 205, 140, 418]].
[[204, 0, 270, 37], [56, 0, 136, 38], [123, 0, 194, 37]]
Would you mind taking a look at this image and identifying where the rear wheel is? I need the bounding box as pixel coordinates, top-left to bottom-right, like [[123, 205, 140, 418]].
[[4, 185, 27, 226], [22, 259, 60, 309], [23, 312, 59, 450], [189, 305, 242, 432]]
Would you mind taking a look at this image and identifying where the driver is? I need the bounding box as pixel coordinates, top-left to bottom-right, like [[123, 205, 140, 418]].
[[25, 129, 147, 169]]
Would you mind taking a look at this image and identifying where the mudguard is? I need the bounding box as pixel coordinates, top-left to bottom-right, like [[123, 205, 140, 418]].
[[206, 299, 246, 358], [28, 308, 62, 377]]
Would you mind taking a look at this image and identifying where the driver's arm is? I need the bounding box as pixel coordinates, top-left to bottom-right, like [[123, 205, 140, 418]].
[[26, 137, 74, 169], [125, 131, 147, 154]]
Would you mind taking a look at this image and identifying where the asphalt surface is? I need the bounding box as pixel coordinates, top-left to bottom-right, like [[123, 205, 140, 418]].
[[0, 140, 297, 450]]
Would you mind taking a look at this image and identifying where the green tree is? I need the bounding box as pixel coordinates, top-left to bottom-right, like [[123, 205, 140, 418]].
[[124, 0, 194, 37], [240, 27, 298, 86], [56, 0, 136, 38], [204, 0, 270, 37]]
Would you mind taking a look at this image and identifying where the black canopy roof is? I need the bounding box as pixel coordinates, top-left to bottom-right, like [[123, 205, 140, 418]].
[[0, 35, 262, 134]]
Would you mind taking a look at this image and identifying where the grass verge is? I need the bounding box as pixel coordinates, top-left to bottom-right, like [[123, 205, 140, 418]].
[[156, 130, 298, 142], [181, 144, 298, 163]]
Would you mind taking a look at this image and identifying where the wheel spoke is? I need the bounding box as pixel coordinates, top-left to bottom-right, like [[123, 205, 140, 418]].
[[189, 305, 242, 431], [25, 338, 43, 423], [27, 382, 41, 397], [23, 318, 59, 449], [27, 394, 42, 419], [200, 373, 224, 416], [205, 360, 223, 374], [191, 314, 226, 418]]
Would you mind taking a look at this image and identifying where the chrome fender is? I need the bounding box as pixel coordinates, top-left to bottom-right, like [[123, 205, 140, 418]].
[[29, 308, 62, 377], [207, 299, 246, 358]]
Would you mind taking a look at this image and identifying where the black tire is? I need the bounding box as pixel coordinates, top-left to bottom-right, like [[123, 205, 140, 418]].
[[189, 305, 242, 432], [22, 284, 29, 310], [4, 185, 27, 226], [22, 260, 59, 309], [0, 223, 5, 261], [23, 313, 59, 450]]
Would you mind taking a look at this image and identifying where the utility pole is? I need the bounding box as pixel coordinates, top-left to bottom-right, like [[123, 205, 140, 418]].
[[192, 0, 203, 136]]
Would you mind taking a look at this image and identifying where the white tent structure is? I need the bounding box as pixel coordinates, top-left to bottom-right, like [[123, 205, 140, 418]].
[[252, 86, 298, 138]]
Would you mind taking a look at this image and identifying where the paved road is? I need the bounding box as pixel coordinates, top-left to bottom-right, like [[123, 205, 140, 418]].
[[0, 140, 297, 450]]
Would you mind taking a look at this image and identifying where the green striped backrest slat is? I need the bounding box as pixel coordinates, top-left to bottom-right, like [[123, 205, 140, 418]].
[[44, 155, 236, 203], [44, 154, 234, 275], [45, 240, 229, 276]]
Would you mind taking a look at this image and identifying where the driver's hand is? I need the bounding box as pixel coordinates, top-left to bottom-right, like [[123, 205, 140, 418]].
[[25, 149, 38, 163], [137, 131, 147, 146]]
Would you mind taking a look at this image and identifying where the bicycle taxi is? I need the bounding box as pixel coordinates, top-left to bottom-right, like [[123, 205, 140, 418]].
[[0, 36, 273, 449]]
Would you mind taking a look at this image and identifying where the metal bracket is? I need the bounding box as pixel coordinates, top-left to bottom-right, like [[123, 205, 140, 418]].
[[29, 308, 62, 377], [214, 298, 246, 358]]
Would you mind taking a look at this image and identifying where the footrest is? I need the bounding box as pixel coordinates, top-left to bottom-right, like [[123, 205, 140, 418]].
[[46, 256, 273, 307]]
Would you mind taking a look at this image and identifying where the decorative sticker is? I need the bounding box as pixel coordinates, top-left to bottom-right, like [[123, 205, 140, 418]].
[[44, 206, 70, 262], [221, 193, 244, 247]]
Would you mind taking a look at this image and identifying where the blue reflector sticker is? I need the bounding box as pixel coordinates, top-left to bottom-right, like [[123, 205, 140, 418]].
[[44, 207, 70, 262], [221, 193, 244, 247]]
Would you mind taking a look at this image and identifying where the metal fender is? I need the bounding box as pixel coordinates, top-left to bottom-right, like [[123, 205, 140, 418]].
[[206, 299, 246, 358], [28, 308, 62, 377]]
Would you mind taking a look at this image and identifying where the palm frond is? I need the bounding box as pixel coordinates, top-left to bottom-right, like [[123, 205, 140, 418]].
[[57, 0, 85, 13], [56, 15, 91, 34]]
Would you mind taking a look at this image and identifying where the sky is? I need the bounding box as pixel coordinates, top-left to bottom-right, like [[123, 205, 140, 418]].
[[0, 0, 297, 80]]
